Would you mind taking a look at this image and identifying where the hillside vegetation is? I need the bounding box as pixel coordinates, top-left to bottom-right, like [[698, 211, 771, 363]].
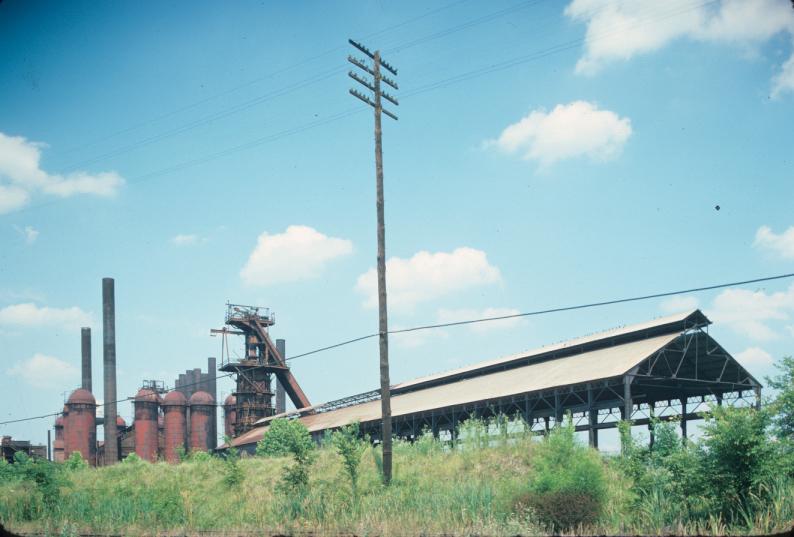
[[1, 357, 793, 536]]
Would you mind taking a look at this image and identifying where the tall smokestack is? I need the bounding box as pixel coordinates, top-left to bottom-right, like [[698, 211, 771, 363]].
[[276, 339, 286, 414], [102, 278, 118, 465], [81, 327, 92, 392]]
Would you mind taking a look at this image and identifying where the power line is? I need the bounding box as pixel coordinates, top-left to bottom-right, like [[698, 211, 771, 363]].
[[53, 0, 471, 160], [57, 0, 540, 173], [3, 270, 791, 428], [4, 0, 713, 217]]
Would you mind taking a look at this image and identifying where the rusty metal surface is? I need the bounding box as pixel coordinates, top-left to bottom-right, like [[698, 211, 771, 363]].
[[223, 395, 237, 438], [134, 388, 160, 463], [64, 389, 97, 465], [162, 391, 187, 464], [189, 391, 214, 453]]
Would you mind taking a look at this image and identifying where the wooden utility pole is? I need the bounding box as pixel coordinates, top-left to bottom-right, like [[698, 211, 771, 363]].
[[348, 39, 398, 485]]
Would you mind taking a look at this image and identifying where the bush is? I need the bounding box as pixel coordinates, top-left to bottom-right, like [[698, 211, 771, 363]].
[[64, 451, 88, 471], [222, 436, 243, 487], [331, 422, 366, 499], [257, 419, 316, 496], [256, 418, 314, 458], [517, 422, 607, 531], [700, 405, 779, 519]]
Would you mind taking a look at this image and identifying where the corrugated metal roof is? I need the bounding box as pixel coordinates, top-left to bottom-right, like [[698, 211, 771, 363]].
[[393, 309, 705, 392], [231, 331, 678, 447]]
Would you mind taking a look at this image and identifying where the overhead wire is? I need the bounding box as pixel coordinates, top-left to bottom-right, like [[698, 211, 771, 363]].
[[54, 0, 473, 160], [2, 270, 792, 427], [10, 0, 716, 218]]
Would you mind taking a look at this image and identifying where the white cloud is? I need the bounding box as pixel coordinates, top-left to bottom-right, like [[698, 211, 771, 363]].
[[754, 225, 794, 259], [436, 307, 525, 334], [13, 225, 39, 244], [565, 0, 794, 87], [660, 295, 699, 314], [0, 302, 92, 329], [0, 185, 30, 213], [0, 131, 124, 214], [772, 51, 794, 98], [7, 353, 78, 388], [735, 346, 774, 368], [356, 247, 502, 311], [171, 234, 199, 246], [707, 283, 794, 340], [240, 225, 353, 286], [487, 101, 632, 166]]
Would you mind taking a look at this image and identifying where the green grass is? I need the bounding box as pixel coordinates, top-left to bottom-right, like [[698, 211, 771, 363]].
[[1, 423, 792, 536]]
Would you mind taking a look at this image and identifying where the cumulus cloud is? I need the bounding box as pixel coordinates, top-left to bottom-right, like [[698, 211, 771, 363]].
[[772, 52, 794, 98], [240, 225, 353, 286], [735, 347, 774, 368], [0, 302, 92, 329], [0, 131, 124, 214], [487, 101, 632, 166], [707, 283, 794, 340], [565, 0, 794, 91], [660, 295, 700, 314], [13, 225, 39, 244], [754, 225, 794, 259], [436, 307, 525, 334], [356, 247, 502, 311], [171, 234, 200, 246], [7, 353, 79, 388]]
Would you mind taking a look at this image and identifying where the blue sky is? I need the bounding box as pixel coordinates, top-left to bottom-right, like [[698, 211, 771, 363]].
[[1, 0, 794, 450]]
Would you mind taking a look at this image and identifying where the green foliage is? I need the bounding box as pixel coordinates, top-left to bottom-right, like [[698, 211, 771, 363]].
[[64, 451, 88, 471], [519, 422, 607, 531], [173, 445, 187, 463], [767, 356, 794, 441], [331, 422, 366, 499], [256, 418, 314, 458], [189, 451, 212, 462], [222, 436, 244, 488], [700, 405, 779, 519], [122, 452, 143, 464], [256, 419, 316, 495]]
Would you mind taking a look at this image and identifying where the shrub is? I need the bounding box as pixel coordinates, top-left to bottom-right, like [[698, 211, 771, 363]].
[[766, 356, 794, 441], [256, 418, 313, 458], [64, 451, 88, 471], [331, 422, 366, 499], [700, 404, 779, 519], [257, 419, 316, 495], [517, 422, 607, 531], [222, 436, 244, 487]]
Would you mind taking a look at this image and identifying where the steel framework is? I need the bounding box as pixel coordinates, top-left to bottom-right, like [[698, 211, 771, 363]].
[[343, 325, 761, 448], [216, 303, 310, 436]]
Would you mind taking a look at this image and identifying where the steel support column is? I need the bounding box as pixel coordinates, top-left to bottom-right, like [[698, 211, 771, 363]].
[[587, 384, 597, 448], [680, 396, 688, 441]]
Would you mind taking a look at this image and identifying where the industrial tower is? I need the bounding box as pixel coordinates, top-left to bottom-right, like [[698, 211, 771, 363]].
[[214, 304, 310, 436]]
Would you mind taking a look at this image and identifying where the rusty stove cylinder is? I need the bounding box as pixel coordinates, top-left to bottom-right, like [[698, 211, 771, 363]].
[[223, 394, 237, 439], [53, 412, 65, 463], [134, 388, 161, 462], [189, 391, 214, 453], [162, 391, 187, 464], [64, 389, 97, 465]]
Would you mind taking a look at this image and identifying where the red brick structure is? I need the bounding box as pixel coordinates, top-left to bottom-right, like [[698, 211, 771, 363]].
[[223, 394, 237, 439], [133, 388, 160, 462], [53, 410, 65, 463], [64, 388, 96, 465], [189, 391, 214, 453], [162, 390, 187, 463]]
